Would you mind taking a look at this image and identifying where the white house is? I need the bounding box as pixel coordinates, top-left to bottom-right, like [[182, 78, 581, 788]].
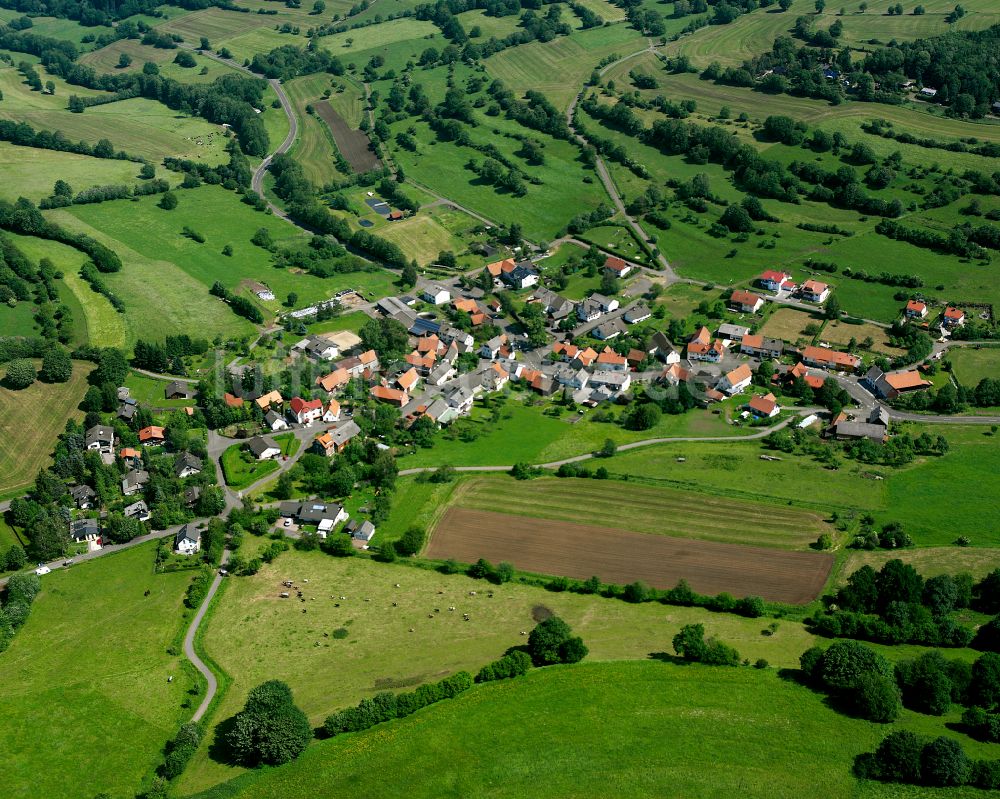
[[175, 525, 201, 555], [265, 409, 289, 431], [717, 363, 753, 395], [247, 436, 281, 460], [800, 280, 831, 304], [322, 399, 341, 423], [421, 284, 451, 305], [288, 397, 323, 424]]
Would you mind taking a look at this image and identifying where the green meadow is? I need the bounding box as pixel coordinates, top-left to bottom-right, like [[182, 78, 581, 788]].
[[0, 544, 197, 799]]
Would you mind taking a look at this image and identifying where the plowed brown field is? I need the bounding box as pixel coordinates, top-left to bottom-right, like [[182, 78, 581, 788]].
[[316, 102, 381, 173], [426, 507, 833, 604]]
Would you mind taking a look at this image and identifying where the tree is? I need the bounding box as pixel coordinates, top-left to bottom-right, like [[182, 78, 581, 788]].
[[40, 347, 72, 383], [864, 730, 923, 782], [174, 51, 197, 68], [159, 191, 178, 210], [117, 52, 133, 68], [598, 438, 616, 458], [285, 292, 297, 308], [624, 403, 661, 431], [527, 616, 586, 666], [970, 652, 1000, 710], [4, 359, 36, 390], [396, 526, 425, 556], [4, 544, 26, 571], [824, 294, 842, 320], [778, 0, 793, 9], [720, 204, 754, 233], [225, 680, 311, 767], [854, 672, 902, 722], [400, 261, 418, 288], [921, 737, 970, 786], [273, 472, 293, 501], [815, 0, 825, 10], [876, 559, 923, 612], [819, 639, 893, 691]]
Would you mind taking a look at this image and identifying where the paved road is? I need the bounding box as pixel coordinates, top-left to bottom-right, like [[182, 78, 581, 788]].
[[186, 547, 230, 723], [398, 412, 807, 476], [565, 42, 679, 282]]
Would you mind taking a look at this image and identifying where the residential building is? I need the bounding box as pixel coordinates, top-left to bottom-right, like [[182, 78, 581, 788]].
[[480, 334, 508, 360], [729, 290, 764, 314], [421, 284, 451, 305], [70, 484, 95, 510], [316, 368, 350, 394], [254, 390, 284, 411], [624, 304, 651, 324], [345, 519, 376, 542], [288, 397, 323, 424], [121, 469, 150, 496], [863, 366, 932, 401], [70, 518, 100, 545], [800, 346, 861, 372], [164, 381, 194, 400], [757, 270, 794, 292], [247, 436, 281, 460], [85, 425, 115, 453], [717, 363, 754, 394], [371, 385, 409, 406], [303, 336, 339, 361], [593, 319, 627, 340], [747, 393, 780, 418], [174, 452, 203, 478], [532, 288, 574, 320], [740, 334, 784, 359], [137, 426, 165, 446], [501, 262, 539, 289], [397, 367, 420, 393], [604, 255, 632, 277], [265, 409, 289, 431], [174, 524, 201, 555], [651, 332, 680, 365], [590, 370, 632, 392], [124, 500, 150, 522], [800, 280, 831, 304], [717, 323, 750, 342], [942, 307, 966, 328], [322, 400, 341, 423], [905, 300, 927, 319], [482, 362, 510, 392], [596, 348, 628, 371]]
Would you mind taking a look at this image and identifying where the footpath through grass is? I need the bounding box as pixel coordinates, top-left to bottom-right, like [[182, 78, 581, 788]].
[[0, 543, 197, 799]]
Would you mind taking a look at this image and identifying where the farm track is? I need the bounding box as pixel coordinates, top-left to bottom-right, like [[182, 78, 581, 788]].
[[427, 507, 834, 604]]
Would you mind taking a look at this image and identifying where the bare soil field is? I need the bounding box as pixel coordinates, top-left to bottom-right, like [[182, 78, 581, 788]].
[[427, 508, 834, 604], [316, 101, 381, 173]]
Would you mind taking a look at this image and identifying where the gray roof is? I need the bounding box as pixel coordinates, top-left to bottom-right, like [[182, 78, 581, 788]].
[[717, 323, 750, 339], [70, 484, 95, 501], [122, 469, 150, 490], [347, 519, 376, 541], [328, 420, 362, 447], [85, 425, 114, 446], [297, 502, 344, 524], [651, 332, 676, 355], [165, 381, 193, 398], [247, 436, 279, 457], [174, 452, 203, 475], [175, 524, 200, 547], [834, 422, 886, 441], [70, 518, 99, 540], [264, 409, 285, 426], [124, 500, 148, 518]]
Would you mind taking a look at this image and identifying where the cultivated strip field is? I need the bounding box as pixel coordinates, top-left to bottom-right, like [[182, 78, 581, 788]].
[[427, 508, 834, 603], [453, 477, 830, 550], [315, 101, 380, 173]]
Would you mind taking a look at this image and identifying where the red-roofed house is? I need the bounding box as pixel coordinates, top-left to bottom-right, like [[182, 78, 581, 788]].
[[397, 367, 420, 393], [316, 368, 350, 394], [138, 426, 165, 446], [289, 397, 323, 424], [747, 393, 780, 418], [223, 392, 245, 408], [943, 307, 966, 328], [801, 346, 861, 372], [371, 385, 409, 406], [322, 399, 341, 423], [596, 347, 628, 371], [687, 338, 724, 363], [905, 300, 927, 319], [800, 280, 831, 304], [757, 270, 792, 292], [604, 256, 632, 277], [730, 290, 764, 314]]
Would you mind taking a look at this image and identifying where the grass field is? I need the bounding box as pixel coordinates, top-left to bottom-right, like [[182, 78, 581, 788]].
[[0, 143, 143, 203], [949, 346, 1000, 387], [45, 185, 398, 343], [0, 360, 91, 495], [760, 307, 820, 345], [840, 546, 1000, 584], [449, 475, 831, 549], [185, 656, 1000, 799], [175, 549, 826, 793], [486, 23, 647, 112], [124, 370, 197, 408], [0, 543, 197, 799], [0, 298, 38, 338], [606, 425, 1000, 547], [821, 318, 899, 356], [375, 213, 467, 267], [0, 62, 231, 165]]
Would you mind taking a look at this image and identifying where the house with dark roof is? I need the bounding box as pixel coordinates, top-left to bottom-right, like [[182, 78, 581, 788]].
[[174, 452, 203, 478], [345, 519, 376, 542], [175, 525, 201, 555], [164, 381, 195, 400], [85, 425, 115, 453], [70, 484, 96, 509], [124, 500, 150, 521], [121, 469, 150, 496], [70, 518, 100, 544], [247, 436, 281, 460]]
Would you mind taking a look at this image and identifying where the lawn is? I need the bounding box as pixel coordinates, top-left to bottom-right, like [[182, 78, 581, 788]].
[[448, 474, 832, 550], [0, 62, 231, 165], [0, 298, 38, 338], [47, 185, 400, 342], [124, 370, 198, 408], [948, 346, 1000, 387], [0, 360, 92, 496], [396, 397, 747, 470], [608, 424, 1000, 547], [220, 439, 290, 489], [0, 543, 198, 799], [184, 657, 998, 799], [174, 549, 823, 794], [0, 143, 142, 203]]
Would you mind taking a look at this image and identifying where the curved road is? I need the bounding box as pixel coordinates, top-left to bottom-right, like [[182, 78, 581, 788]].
[[185, 547, 230, 722]]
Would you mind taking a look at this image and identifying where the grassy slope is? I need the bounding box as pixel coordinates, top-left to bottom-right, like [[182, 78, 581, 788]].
[[607, 424, 1000, 547], [283, 72, 349, 187], [176, 549, 823, 793], [0, 543, 197, 799], [0, 360, 92, 496], [0, 143, 142, 203]]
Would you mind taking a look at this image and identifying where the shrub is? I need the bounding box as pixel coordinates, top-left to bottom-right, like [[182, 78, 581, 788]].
[[475, 650, 532, 683], [527, 616, 588, 666]]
